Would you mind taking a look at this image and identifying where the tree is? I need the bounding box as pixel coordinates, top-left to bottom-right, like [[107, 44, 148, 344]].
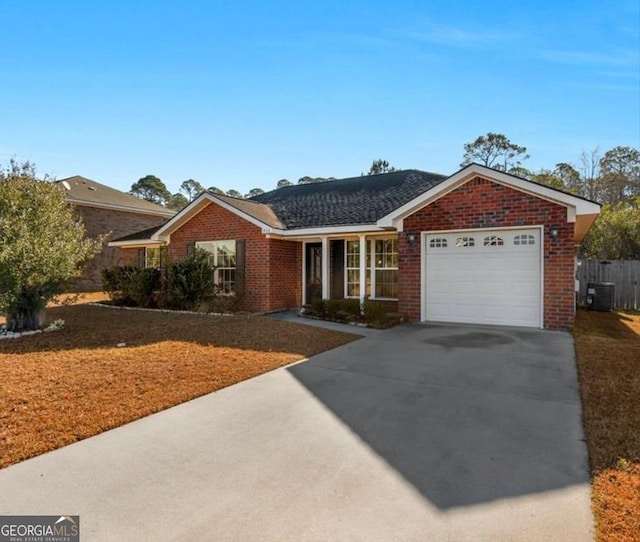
[[0, 161, 101, 331], [130, 175, 171, 205], [277, 179, 292, 188], [580, 199, 640, 259], [529, 169, 565, 190], [180, 179, 205, 201], [599, 146, 640, 203], [461, 132, 529, 172], [226, 189, 243, 198], [207, 186, 224, 195], [245, 188, 264, 198], [367, 159, 396, 175], [167, 193, 188, 210], [577, 148, 603, 201]]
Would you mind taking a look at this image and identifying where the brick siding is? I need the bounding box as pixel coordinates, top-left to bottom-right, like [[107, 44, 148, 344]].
[[68, 206, 168, 292], [168, 201, 300, 312], [399, 176, 575, 330]]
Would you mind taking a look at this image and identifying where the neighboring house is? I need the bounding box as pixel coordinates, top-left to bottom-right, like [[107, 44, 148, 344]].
[[57, 176, 176, 291], [109, 164, 601, 330]]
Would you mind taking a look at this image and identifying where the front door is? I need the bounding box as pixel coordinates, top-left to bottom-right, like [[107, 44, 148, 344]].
[[305, 243, 323, 304]]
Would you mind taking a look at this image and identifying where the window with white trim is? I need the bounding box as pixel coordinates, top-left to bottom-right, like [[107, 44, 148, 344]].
[[455, 236, 475, 247], [513, 234, 535, 246], [344, 238, 397, 299], [345, 240, 361, 298], [483, 235, 504, 247], [196, 240, 237, 293], [429, 238, 448, 248], [144, 247, 161, 268], [373, 239, 398, 299]]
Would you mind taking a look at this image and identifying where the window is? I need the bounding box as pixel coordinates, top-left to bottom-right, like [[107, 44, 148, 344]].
[[344, 238, 398, 300], [483, 235, 504, 247], [345, 240, 361, 297], [196, 240, 236, 293], [455, 236, 475, 247], [429, 238, 448, 248], [144, 247, 161, 268], [373, 239, 398, 299], [513, 234, 535, 246]]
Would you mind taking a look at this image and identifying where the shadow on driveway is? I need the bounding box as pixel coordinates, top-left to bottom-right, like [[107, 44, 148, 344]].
[[288, 323, 590, 510]]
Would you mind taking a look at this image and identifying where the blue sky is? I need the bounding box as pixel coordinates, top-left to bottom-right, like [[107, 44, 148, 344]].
[[1, 0, 638, 195]]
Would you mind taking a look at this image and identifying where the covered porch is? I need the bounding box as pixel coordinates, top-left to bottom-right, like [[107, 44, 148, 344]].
[[295, 234, 401, 308]]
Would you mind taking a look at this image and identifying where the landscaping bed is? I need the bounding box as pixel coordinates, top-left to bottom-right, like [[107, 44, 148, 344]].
[[573, 309, 640, 542], [0, 304, 358, 469]]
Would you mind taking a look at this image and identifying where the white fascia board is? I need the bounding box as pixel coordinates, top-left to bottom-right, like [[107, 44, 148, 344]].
[[275, 224, 392, 238], [70, 198, 176, 218], [377, 164, 601, 227], [152, 192, 278, 239], [107, 239, 166, 248]]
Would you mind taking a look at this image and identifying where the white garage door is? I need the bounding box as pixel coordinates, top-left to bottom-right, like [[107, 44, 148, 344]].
[[424, 228, 542, 328]]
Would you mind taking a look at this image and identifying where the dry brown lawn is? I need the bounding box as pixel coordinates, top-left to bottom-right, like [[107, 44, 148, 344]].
[[0, 303, 358, 469], [574, 309, 640, 542]]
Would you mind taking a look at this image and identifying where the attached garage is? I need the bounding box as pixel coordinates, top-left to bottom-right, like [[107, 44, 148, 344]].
[[423, 228, 542, 328]]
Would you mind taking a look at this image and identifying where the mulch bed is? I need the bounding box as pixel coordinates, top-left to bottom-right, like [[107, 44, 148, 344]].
[[0, 304, 358, 469], [573, 309, 640, 542]]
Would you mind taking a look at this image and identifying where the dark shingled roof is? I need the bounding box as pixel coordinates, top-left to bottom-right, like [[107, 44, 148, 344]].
[[249, 169, 447, 229], [114, 225, 164, 242]]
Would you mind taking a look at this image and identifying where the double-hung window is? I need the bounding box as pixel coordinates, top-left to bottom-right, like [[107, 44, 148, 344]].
[[196, 240, 237, 294], [345, 238, 398, 300]]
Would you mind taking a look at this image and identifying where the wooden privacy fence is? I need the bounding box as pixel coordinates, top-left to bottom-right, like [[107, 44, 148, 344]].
[[577, 259, 640, 310]]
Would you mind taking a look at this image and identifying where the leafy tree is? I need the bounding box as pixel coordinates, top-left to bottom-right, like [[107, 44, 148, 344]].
[[529, 169, 565, 190], [580, 199, 640, 259], [461, 132, 529, 172], [167, 193, 188, 210], [277, 179, 292, 188], [207, 186, 224, 195], [553, 163, 581, 194], [599, 146, 640, 203], [226, 189, 243, 198], [367, 159, 396, 175], [0, 161, 101, 331], [180, 179, 205, 201], [130, 175, 171, 205], [245, 188, 265, 198]]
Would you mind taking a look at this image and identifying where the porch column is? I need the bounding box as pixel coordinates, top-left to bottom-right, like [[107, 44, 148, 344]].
[[359, 235, 367, 305], [321, 237, 329, 300]]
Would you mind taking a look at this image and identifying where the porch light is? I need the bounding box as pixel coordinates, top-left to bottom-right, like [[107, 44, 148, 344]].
[[407, 233, 416, 249], [549, 226, 559, 243]]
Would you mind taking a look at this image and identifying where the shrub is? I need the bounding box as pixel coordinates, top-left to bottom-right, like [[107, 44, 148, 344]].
[[101, 266, 160, 307], [362, 299, 403, 328], [166, 249, 218, 310], [127, 268, 161, 308], [309, 297, 326, 317], [102, 266, 137, 305]]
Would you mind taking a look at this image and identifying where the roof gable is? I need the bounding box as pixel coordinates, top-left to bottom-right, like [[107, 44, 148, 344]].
[[57, 176, 175, 217]]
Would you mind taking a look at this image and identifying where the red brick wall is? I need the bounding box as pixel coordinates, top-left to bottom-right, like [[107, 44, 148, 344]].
[[400, 176, 575, 330], [168, 201, 300, 312], [269, 239, 302, 309]]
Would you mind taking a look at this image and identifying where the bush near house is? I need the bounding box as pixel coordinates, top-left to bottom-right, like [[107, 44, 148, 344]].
[[102, 249, 237, 312], [305, 298, 404, 328]]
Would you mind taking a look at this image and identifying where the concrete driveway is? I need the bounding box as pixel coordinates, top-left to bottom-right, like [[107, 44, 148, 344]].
[[0, 321, 593, 541]]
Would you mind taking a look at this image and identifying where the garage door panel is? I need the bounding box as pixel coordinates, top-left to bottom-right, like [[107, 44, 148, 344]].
[[424, 228, 541, 328]]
